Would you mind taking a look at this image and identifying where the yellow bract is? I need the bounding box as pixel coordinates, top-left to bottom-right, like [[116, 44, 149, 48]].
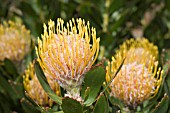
[[0, 21, 30, 61], [106, 38, 163, 108], [23, 63, 60, 106]]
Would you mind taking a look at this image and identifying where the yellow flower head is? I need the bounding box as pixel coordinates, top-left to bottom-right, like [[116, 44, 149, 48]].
[[116, 38, 158, 65], [0, 21, 31, 61], [36, 18, 100, 100], [23, 62, 60, 106], [106, 38, 163, 108]]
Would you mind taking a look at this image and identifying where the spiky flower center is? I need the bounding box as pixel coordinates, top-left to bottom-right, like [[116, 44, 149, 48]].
[[110, 62, 156, 107]]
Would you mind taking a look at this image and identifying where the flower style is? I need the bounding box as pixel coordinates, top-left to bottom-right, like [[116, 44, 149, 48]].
[[106, 38, 163, 108], [23, 62, 60, 106], [36, 18, 100, 101], [0, 21, 31, 61]]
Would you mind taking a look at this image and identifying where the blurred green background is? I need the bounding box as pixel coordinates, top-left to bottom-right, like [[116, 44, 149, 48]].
[[0, 0, 170, 112]]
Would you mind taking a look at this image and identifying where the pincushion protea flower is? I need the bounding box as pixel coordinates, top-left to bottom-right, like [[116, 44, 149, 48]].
[[116, 38, 158, 65], [106, 38, 163, 108], [36, 18, 100, 101], [23, 62, 60, 106], [0, 21, 30, 61], [106, 61, 163, 108]]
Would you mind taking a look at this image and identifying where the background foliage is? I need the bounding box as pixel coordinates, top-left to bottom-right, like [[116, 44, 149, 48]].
[[0, 0, 170, 113]]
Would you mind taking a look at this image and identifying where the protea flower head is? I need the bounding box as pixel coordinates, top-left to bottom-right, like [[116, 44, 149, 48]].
[[106, 38, 163, 108], [36, 18, 100, 101], [23, 62, 60, 106], [116, 38, 158, 65], [0, 21, 31, 62]]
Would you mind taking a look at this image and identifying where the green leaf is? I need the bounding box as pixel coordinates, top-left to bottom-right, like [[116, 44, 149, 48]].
[[0, 75, 18, 102], [10, 79, 25, 98], [151, 94, 169, 113], [34, 61, 62, 105], [0, 66, 13, 79], [4, 58, 19, 78], [106, 90, 124, 111], [93, 94, 109, 113], [164, 80, 170, 98], [0, 93, 12, 113], [166, 70, 170, 99], [140, 100, 157, 113], [81, 66, 105, 106], [61, 97, 83, 113], [53, 111, 64, 113], [161, 49, 170, 65], [83, 87, 90, 101], [21, 99, 40, 113], [46, 107, 60, 113]]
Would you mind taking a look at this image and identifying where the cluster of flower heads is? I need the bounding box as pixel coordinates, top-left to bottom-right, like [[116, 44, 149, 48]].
[[0, 19, 163, 108], [0, 21, 31, 61], [36, 18, 100, 101], [106, 38, 163, 108], [23, 62, 60, 106]]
